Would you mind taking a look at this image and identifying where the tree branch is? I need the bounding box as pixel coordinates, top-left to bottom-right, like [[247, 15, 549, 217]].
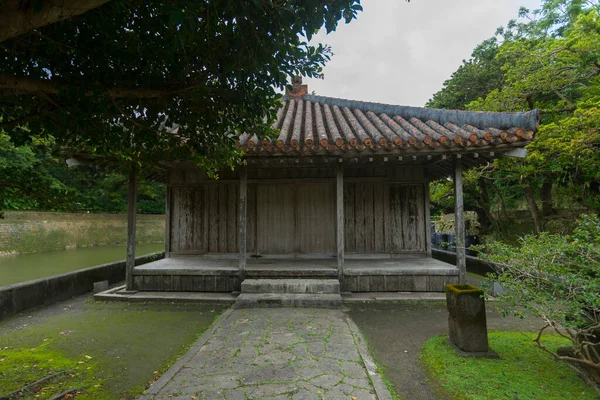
[[0, 0, 113, 43], [0, 73, 211, 99]]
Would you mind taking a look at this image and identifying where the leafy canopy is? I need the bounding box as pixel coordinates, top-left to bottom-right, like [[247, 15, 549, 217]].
[[0, 0, 362, 171], [427, 1, 600, 230], [476, 215, 600, 380]]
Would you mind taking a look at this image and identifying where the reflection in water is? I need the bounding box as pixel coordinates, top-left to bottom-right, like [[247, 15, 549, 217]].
[[0, 243, 164, 286]]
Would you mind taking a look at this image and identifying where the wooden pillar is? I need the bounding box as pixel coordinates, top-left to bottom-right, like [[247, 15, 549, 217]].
[[424, 177, 432, 258], [454, 157, 466, 283], [238, 166, 248, 281], [164, 186, 171, 258], [336, 163, 344, 279], [125, 164, 138, 291]]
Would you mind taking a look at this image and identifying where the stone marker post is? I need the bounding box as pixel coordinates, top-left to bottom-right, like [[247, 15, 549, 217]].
[[446, 284, 490, 354]]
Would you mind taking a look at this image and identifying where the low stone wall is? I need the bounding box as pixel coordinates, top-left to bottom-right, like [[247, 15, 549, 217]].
[[0, 211, 165, 256], [0, 252, 164, 319]]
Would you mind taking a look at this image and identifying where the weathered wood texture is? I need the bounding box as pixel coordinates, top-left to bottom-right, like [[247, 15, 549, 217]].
[[169, 184, 238, 253], [344, 182, 426, 253], [256, 183, 336, 254], [132, 274, 240, 292], [341, 274, 459, 292], [454, 159, 466, 283], [336, 164, 344, 272], [239, 167, 248, 276], [167, 165, 426, 256], [125, 166, 137, 290]]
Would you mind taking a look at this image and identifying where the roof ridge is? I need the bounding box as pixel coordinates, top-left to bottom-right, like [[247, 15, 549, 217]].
[[294, 94, 539, 131]]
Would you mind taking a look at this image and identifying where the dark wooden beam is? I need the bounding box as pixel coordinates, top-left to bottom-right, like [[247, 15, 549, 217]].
[[238, 166, 248, 280], [454, 157, 466, 283], [125, 164, 137, 291], [164, 186, 171, 258], [336, 163, 345, 278]]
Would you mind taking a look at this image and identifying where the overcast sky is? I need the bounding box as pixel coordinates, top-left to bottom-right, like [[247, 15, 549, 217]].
[[304, 0, 542, 107]]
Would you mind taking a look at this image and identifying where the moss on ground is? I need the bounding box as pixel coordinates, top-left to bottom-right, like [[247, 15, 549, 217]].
[[0, 301, 226, 399], [421, 332, 599, 400]]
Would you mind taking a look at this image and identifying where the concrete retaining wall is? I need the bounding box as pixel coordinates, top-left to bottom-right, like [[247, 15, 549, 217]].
[[0, 212, 165, 256], [0, 252, 164, 319]]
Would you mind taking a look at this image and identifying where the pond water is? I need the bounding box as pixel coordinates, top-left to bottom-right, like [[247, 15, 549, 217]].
[[0, 243, 164, 286]]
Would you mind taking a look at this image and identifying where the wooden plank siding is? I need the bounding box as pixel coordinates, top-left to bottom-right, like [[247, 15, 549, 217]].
[[256, 183, 335, 255], [167, 166, 426, 255], [344, 182, 426, 254], [169, 184, 239, 253]]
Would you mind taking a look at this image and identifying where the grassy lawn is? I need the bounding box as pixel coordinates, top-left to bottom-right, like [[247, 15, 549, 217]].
[[421, 332, 599, 400], [0, 301, 227, 399]]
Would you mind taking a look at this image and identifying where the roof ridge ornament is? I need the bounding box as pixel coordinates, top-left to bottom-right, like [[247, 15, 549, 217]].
[[287, 75, 308, 97]]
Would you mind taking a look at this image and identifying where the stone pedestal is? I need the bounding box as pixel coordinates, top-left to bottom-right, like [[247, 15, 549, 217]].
[[446, 284, 489, 353]]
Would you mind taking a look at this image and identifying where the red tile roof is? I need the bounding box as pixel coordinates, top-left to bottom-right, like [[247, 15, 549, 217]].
[[237, 95, 538, 155]]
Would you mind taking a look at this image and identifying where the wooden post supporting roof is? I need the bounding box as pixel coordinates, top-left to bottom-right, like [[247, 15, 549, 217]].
[[454, 157, 466, 283], [336, 163, 344, 279], [238, 166, 248, 280], [164, 186, 171, 258], [424, 177, 432, 258], [125, 164, 138, 291]]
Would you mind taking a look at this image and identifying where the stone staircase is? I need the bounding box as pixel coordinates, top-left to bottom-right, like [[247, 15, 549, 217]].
[[234, 278, 343, 308]]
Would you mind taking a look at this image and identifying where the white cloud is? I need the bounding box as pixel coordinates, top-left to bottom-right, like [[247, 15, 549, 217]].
[[305, 0, 542, 106]]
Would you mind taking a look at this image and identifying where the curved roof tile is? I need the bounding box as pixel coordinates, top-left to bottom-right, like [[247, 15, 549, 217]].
[[239, 94, 538, 155]]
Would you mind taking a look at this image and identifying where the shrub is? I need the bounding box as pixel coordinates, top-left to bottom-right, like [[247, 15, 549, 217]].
[[475, 215, 600, 385], [434, 211, 481, 234]]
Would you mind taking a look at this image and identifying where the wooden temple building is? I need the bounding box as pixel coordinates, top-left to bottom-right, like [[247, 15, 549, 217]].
[[122, 79, 538, 297]]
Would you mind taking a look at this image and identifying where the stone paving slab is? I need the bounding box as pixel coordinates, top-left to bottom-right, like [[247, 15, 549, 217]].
[[140, 308, 391, 400]]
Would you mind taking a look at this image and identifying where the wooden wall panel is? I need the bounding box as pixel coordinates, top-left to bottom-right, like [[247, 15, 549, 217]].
[[344, 182, 426, 253], [169, 184, 239, 253], [344, 183, 356, 252], [256, 184, 295, 254], [296, 184, 335, 253], [388, 185, 425, 252], [247, 184, 257, 254], [255, 183, 335, 255]]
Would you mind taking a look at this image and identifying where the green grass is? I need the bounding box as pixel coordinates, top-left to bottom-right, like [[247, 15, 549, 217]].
[[0, 301, 226, 399], [421, 332, 599, 400]]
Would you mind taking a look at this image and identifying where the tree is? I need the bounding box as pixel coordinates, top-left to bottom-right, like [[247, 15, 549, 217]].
[[0, 128, 73, 211], [476, 215, 600, 387], [427, 1, 600, 233], [426, 38, 504, 110], [0, 1, 362, 173]]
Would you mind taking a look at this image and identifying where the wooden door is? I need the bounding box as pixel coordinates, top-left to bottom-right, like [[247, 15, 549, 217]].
[[255, 183, 335, 255], [256, 184, 295, 254], [295, 183, 335, 253]]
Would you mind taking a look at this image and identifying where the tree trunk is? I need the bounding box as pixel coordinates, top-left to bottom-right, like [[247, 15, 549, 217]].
[[490, 183, 509, 220], [476, 178, 496, 231], [523, 178, 543, 233], [540, 180, 556, 216]]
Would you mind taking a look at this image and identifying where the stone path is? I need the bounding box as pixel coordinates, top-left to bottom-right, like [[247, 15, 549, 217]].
[[140, 308, 392, 400]]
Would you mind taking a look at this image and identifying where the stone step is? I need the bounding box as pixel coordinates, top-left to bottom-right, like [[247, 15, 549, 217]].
[[234, 293, 343, 309], [241, 279, 340, 294], [245, 268, 338, 279]]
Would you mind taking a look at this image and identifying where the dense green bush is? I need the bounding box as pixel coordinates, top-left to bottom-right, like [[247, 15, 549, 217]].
[[476, 215, 600, 384]]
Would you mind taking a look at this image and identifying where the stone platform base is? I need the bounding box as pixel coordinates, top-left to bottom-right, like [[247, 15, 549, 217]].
[[130, 256, 459, 293]]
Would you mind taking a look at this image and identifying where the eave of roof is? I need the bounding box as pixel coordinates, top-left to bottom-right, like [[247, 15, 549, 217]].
[[237, 94, 539, 156]]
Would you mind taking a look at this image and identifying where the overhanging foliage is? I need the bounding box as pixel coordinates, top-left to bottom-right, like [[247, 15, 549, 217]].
[[0, 0, 362, 171]]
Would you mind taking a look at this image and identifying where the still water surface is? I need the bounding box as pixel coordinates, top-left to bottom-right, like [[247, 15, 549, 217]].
[[0, 243, 164, 286]]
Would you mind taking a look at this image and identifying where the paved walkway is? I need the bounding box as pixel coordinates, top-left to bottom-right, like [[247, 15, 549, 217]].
[[140, 308, 392, 400]]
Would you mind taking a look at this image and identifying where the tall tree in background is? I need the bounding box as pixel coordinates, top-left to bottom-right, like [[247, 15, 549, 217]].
[[427, 0, 600, 233], [0, 1, 362, 172], [0, 1, 362, 211]]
